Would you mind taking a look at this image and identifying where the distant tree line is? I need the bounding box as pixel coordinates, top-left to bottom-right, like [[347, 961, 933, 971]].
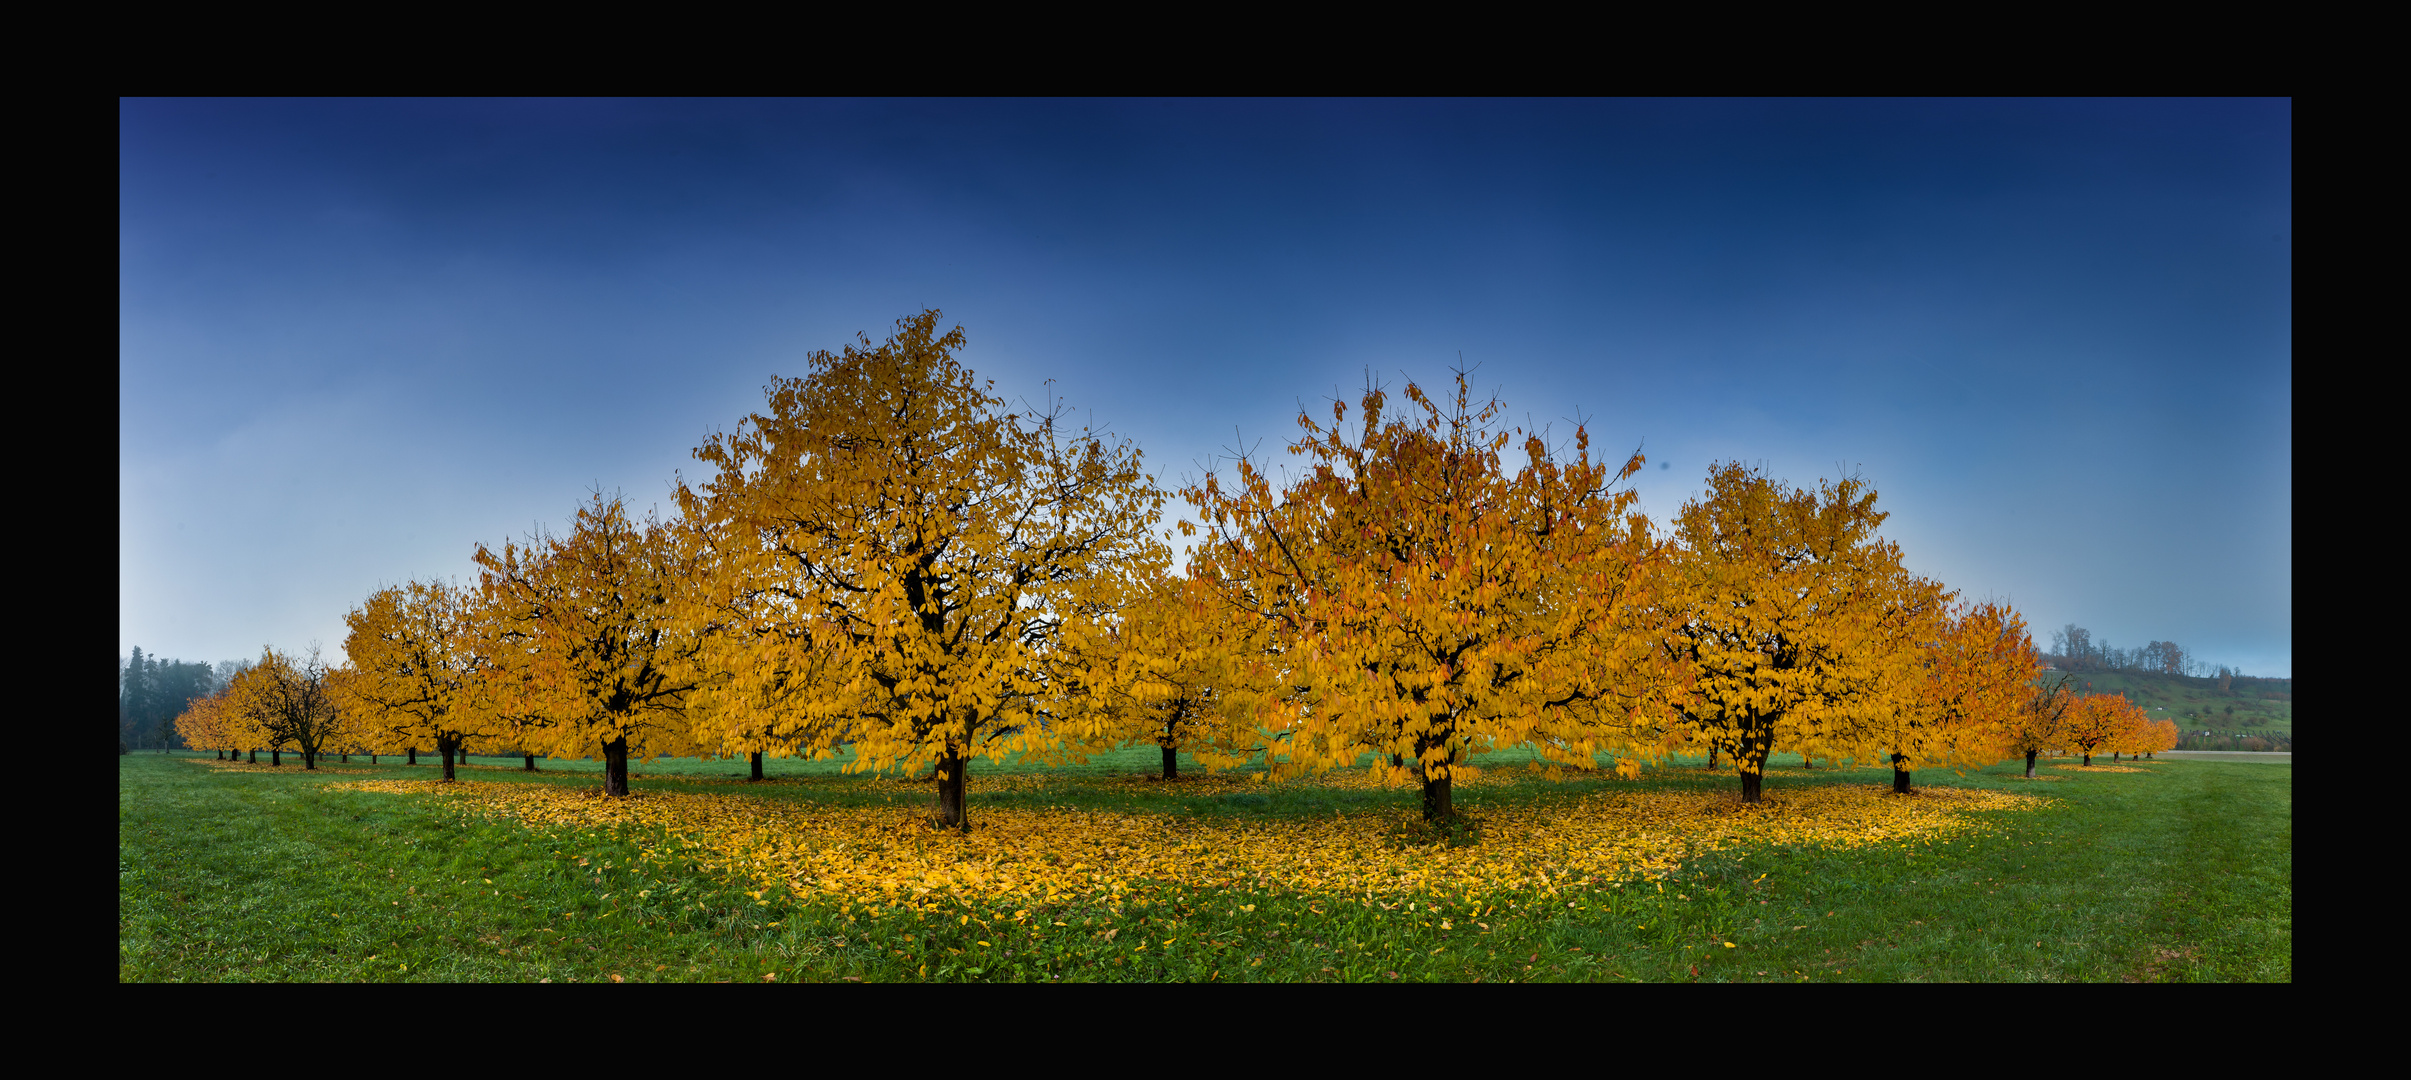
[[2044, 624, 2254, 683], [119, 649, 247, 754]]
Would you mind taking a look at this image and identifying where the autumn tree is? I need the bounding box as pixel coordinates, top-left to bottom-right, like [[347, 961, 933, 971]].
[[1660, 464, 1934, 802], [2005, 672, 2077, 779], [454, 583, 554, 773], [1878, 600, 2037, 793], [477, 493, 705, 797], [671, 502, 855, 784], [227, 646, 348, 769], [680, 311, 1168, 828], [2108, 701, 2161, 762], [1184, 372, 1661, 821], [2146, 718, 2179, 758], [2061, 690, 2145, 766], [171, 692, 239, 760], [340, 579, 494, 781], [1057, 569, 1271, 780]]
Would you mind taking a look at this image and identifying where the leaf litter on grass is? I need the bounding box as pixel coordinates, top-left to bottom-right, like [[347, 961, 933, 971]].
[[333, 776, 2042, 906]]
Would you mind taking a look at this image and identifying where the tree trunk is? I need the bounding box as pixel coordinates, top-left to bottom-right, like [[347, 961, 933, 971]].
[[340, 753, 348, 763], [440, 739, 457, 782], [1740, 770, 1763, 802], [249, 749, 258, 763], [2024, 750, 2038, 779], [1421, 769, 1454, 823], [371, 753, 378, 764], [1891, 751, 1911, 794], [603, 737, 631, 797], [1161, 744, 1179, 781], [1799, 754, 1811, 770], [750, 752, 765, 781], [304, 749, 317, 770], [407, 747, 417, 766], [2082, 752, 2092, 766], [934, 750, 968, 830], [1705, 747, 1719, 770], [216, 750, 225, 761], [524, 753, 537, 771], [2113, 751, 2121, 763], [271, 748, 282, 766]]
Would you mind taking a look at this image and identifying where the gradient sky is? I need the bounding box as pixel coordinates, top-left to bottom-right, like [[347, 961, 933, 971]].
[[119, 99, 2293, 676]]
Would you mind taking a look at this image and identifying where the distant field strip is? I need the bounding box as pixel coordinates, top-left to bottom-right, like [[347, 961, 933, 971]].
[[334, 778, 2043, 904]]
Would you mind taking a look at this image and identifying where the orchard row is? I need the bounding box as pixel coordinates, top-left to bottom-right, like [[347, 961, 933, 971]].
[[177, 311, 2174, 826]]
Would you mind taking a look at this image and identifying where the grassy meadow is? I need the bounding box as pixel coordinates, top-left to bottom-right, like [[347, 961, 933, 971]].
[[118, 746, 2290, 982]]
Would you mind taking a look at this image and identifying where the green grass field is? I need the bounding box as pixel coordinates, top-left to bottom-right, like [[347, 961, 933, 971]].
[[118, 748, 2290, 982]]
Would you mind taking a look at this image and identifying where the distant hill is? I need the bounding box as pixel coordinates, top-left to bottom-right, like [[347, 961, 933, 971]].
[[2046, 668, 2292, 751]]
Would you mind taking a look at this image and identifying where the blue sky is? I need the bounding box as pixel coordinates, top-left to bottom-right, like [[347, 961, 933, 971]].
[[119, 99, 2292, 675]]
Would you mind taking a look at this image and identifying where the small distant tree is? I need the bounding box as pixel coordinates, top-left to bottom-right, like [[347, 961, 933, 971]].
[[2146, 718, 2178, 758], [228, 646, 347, 769], [1059, 570, 1271, 780], [2062, 691, 2146, 766], [669, 502, 853, 785], [171, 693, 238, 760], [2105, 704, 2179, 762]]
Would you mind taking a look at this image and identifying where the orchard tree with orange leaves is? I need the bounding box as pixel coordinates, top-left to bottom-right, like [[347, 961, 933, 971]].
[[1185, 371, 1662, 822], [226, 645, 349, 769], [2147, 718, 2179, 758], [2005, 671, 2078, 779], [2108, 703, 2173, 762], [476, 493, 705, 797], [671, 482, 858, 785], [171, 692, 239, 760], [340, 579, 494, 781], [1057, 569, 1274, 780], [679, 311, 1168, 827], [1660, 464, 1935, 802], [1878, 600, 2039, 793], [2061, 690, 2148, 766]]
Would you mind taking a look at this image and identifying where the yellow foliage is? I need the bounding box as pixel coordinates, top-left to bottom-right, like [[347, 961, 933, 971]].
[[170, 692, 240, 755], [476, 494, 708, 794], [1660, 463, 1944, 800], [678, 311, 1168, 825], [1181, 371, 1664, 821], [2061, 691, 2150, 762], [1055, 570, 1271, 776], [1886, 600, 2041, 776], [340, 579, 495, 770], [224, 645, 354, 768]]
